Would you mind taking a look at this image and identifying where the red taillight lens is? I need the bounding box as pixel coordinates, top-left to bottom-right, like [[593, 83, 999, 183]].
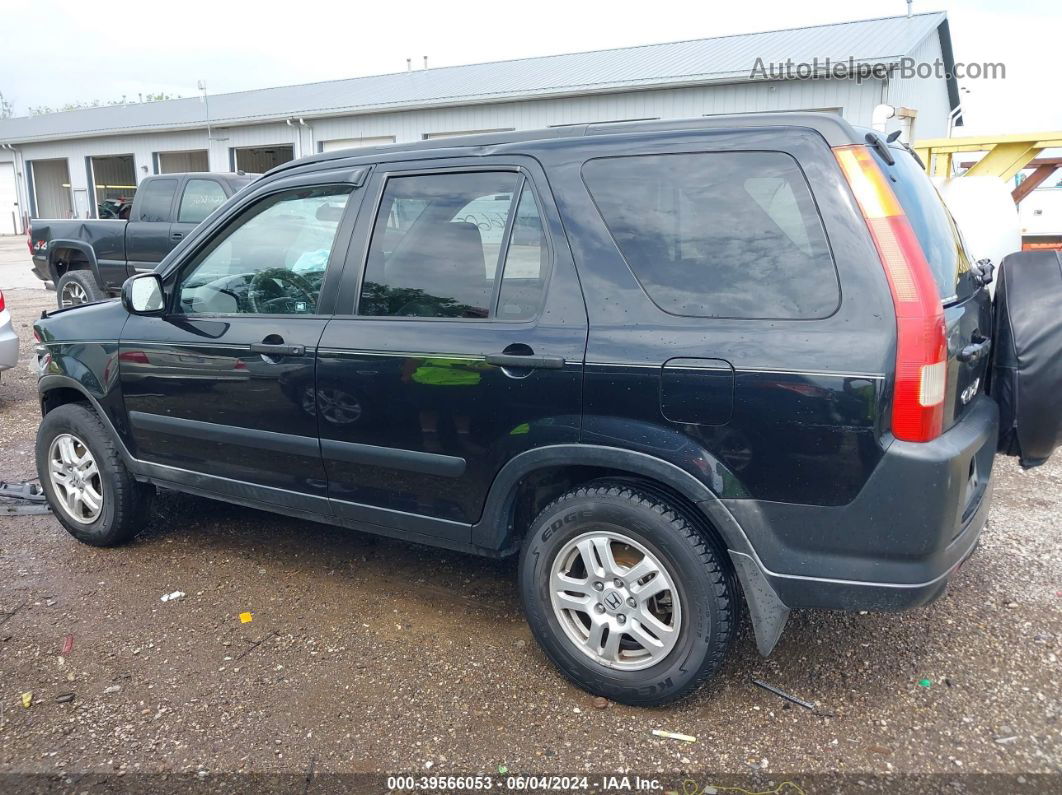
[[835, 145, 947, 443], [27, 226, 33, 255], [0, 290, 5, 313], [118, 350, 150, 365]]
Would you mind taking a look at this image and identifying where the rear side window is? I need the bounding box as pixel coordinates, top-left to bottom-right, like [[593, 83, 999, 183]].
[[583, 152, 839, 319], [358, 171, 549, 320], [178, 179, 228, 224], [137, 178, 178, 222], [874, 147, 975, 303]]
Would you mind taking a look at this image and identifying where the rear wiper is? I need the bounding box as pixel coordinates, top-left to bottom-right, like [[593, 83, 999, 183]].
[[864, 132, 895, 166]]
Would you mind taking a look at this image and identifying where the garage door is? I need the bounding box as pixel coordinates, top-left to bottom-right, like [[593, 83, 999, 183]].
[[30, 159, 73, 219], [232, 146, 294, 173], [321, 136, 395, 152], [158, 150, 209, 173], [0, 162, 21, 235]]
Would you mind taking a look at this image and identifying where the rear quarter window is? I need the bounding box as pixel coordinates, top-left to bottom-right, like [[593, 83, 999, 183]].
[[582, 151, 839, 319]]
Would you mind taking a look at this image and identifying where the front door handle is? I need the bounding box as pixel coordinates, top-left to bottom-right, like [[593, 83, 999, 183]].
[[485, 352, 565, 370], [250, 342, 305, 357], [170, 232, 184, 241]]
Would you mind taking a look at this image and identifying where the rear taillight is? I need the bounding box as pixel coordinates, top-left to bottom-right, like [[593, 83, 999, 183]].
[[835, 145, 947, 443], [0, 290, 5, 313], [27, 225, 33, 256]]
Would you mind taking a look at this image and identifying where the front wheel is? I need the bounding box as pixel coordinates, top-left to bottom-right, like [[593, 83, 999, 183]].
[[519, 483, 737, 706], [36, 403, 152, 546]]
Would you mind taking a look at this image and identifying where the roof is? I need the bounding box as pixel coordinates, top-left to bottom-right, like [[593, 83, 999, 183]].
[[269, 111, 864, 180], [0, 12, 954, 144]]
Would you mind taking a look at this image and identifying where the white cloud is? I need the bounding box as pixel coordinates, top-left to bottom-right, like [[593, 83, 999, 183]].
[[1, 0, 1056, 133]]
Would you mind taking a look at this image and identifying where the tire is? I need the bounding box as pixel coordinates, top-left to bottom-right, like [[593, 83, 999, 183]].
[[55, 269, 104, 309], [519, 483, 736, 706], [36, 403, 152, 547]]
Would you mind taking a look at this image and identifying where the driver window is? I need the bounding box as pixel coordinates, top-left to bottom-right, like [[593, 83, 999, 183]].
[[176, 186, 353, 315]]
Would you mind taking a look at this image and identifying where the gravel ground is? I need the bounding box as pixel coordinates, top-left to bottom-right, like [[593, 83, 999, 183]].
[[0, 285, 1059, 792]]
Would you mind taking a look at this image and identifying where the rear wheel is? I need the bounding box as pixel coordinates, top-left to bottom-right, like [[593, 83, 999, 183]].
[[56, 270, 103, 308], [519, 483, 736, 706], [36, 403, 152, 546]]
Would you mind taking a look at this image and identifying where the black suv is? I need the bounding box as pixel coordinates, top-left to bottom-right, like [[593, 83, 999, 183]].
[[32, 113, 1055, 706]]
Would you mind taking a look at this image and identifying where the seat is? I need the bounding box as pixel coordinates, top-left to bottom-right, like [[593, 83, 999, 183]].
[[385, 221, 492, 316]]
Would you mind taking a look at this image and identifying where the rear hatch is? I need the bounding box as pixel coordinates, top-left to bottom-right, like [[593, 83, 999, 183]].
[[870, 144, 993, 432]]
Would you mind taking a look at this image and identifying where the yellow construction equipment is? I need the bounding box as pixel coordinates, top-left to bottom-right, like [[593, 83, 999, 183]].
[[913, 132, 1062, 203]]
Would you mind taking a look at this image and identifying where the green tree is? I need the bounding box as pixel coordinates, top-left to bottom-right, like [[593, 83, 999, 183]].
[[28, 92, 182, 116]]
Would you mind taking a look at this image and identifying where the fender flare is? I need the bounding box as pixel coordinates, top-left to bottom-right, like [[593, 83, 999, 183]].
[[37, 374, 137, 469], [47, 240, 104, 288]]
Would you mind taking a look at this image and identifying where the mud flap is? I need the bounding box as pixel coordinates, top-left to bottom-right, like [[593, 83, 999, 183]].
[[991, 249, 1062, 467], [729, 550, 790, 656]]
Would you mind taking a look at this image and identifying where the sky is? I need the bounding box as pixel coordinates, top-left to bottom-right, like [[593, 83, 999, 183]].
[[0, 0, 1057, 135]]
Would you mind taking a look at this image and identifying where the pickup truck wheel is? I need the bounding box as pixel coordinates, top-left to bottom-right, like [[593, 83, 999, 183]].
[[519, 483, 737, 706], [36, 403, 152, 547], [56, 270, 103, 308]]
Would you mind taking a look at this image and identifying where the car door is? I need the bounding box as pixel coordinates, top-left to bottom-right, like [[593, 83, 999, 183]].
[[120, 173, 366, 509], [126, 176, 182, 275], [170, 177, 232, 247], [316, 160, 587, 540]]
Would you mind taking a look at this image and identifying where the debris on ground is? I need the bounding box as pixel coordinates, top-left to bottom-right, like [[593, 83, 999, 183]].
[[650, 729, 696, 743], [497, 765, 508, 775], [160, 591, 186, 602], [239, 611, 253, 623], [0, 480, 51, 515], [235, 631, 277, 661], [60, 634, 74, 655], [55, 693, 75, 704], [103, 685, 121, 694], [20, 691, 32, 708], [918, 678, 933, 688], [592, 696, 609, 710], [751, 677, 819, 712], [0, 601, 26, 628]]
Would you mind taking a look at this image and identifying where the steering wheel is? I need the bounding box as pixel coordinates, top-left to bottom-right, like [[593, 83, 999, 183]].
[[248, 268, 317, 314]]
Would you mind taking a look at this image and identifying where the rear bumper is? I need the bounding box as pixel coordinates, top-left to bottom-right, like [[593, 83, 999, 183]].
[[724, 396, 999, 611]]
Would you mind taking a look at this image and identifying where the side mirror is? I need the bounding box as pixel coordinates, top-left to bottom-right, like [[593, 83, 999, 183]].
[[121, 273, 166, 315]]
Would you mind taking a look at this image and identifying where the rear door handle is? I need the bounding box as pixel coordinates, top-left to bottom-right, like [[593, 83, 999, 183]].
[[170, 232, 183, 241], [250, 342, 305, 357], [957, 338, 991, 363], [485, 353, 565, 369]]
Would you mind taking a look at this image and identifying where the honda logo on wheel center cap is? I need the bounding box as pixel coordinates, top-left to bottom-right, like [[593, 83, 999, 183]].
[[603, 591, 623, 611]]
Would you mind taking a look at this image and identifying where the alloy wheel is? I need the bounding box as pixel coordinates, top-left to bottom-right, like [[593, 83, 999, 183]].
[[60, 281, 89, 307], [47, 433, 104, 524], [550, 530, 682, 670]]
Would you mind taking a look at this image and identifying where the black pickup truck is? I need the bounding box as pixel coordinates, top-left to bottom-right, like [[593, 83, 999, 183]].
[[30, 172, 254, 307]]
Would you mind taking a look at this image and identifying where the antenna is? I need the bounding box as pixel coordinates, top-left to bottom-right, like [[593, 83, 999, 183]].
[[906, 0, 913, 17], [199, 79, 213, 146], [423, 55, 428, 70], [406, 58, 411, 72]]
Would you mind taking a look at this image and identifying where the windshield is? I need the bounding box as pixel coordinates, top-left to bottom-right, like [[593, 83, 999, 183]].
[[871, 145, 976, 304]]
